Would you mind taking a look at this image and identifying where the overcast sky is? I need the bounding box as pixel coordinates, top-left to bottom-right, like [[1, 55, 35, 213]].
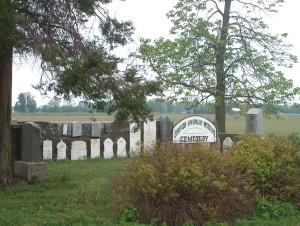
[[12, 0, 300, 106]]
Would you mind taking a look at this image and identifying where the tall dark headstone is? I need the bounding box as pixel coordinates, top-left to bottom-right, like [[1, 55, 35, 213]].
[[159, 115, 173, 141], [21, 122, 41, 162], [245, 108, 263, 135], [91, 122, 101, 137], [15, 122, 46, 182]]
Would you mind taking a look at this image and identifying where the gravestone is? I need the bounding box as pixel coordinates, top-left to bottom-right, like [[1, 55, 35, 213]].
[[71, 141, 87, 160], [11, 119, 17, 125], [117, 137, 127, 157], [144, 120, 156, 150], [90, 139, 100, 159], [63, 124, 68, 136], [91, 122, 101, 138], [104, 123, 113, 133], [72, 121, 82, 137], [15, 122, 46, 182], [103, 138, 114, 159], [129, 123, 141, 153], [245, 108, 263, 135], [43, 139, 53, 160], [159, 115, 172, 141], [14, 161, 46, 182], [223, 137, 233, 153], [21, 122, 41, 162], [57, 140, 67, 160]]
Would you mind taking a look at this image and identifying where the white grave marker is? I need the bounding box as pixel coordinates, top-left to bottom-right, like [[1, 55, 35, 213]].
[[43, 139, 52, 160], [63, 124, 68, 136], [90, 139, 100, 159], [223, 137, 233, 153], [103, 138, 114, 159], [117, 137, 127, 158], [129, 123, 141, 153], [144, 120, 156, 150], [71, 141, 87, 160], [57, 140, 67, 160]]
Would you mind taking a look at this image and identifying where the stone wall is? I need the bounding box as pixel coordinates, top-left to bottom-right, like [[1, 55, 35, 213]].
[[11, 119, 170, 162]]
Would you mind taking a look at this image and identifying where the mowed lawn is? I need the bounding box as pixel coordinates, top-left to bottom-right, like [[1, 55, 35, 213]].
[[0, 158, 128, 226], [12, 112, 300, 137]]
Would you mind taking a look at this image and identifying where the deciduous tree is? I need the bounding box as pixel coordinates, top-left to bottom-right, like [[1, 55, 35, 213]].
[[14, 92, 37, 113], [139, 0, 299, 133]]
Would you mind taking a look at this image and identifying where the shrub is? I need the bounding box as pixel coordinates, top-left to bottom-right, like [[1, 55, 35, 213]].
[[254, 199, 299, 220], [116, 143, 256, 226], [288, 132, 300, 148], [229, 134, 300, 207]]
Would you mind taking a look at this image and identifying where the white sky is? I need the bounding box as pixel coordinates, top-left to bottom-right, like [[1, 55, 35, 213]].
[[12, 0, 300, 106]]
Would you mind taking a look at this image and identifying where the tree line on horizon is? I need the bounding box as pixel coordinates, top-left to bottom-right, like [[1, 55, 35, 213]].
[[13, 92, 300, 115]]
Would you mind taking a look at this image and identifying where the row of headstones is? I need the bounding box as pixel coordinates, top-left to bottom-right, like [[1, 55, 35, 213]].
[[43, 138, 128, 160], [42, 121, 157, 160], [64, 120, 158, 139]]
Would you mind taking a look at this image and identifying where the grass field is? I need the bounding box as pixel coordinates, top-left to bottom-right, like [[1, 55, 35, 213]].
[[12, 112, 300, 137]]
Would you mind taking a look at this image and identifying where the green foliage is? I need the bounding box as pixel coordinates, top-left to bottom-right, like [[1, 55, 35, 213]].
[[117, 143, 256, 225], [139, 0, 300, 132], [254, 199, 299, 220], [120, 205, 139, 225], [229, 134, 300, 207], [288, 132, 300, 148], [28, 175, 39, 185], [14, 92, 37, 113]]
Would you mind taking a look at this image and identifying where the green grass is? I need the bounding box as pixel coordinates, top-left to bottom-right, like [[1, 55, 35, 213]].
[[1, 158, 300, 225], [0, 158, 128, 226]]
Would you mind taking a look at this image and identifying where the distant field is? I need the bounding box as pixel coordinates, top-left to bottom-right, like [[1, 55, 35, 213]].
[[11, 112, 300, 137]]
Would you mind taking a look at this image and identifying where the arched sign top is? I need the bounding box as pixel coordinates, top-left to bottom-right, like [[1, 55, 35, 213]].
[[172, 116, 217, 143]]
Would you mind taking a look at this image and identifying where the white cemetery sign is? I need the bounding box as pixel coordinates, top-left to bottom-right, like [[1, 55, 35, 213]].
[[117, 137, 127, 158], [43, 139, 52, 160], [57, 140, 67, 160], [144, 120, 156, 150], [90, 139, 100, 159], [104, 138, 114, 159], [129, 123, 141, 153], [71, 141, 87, 160], [173, 116, 217, 143]]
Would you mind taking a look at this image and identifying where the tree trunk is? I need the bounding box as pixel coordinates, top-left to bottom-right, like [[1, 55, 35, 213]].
[[0, 0, 13, 185], [0, 52, 13, 185], [215, 0, 232, 133], [215, 85, 226, 133]]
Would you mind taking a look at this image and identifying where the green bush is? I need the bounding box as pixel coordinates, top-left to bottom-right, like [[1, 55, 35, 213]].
[[288, 132, 300, 148], [254, 199, 299, 220], [117, 143, 256, 226], [229, 134, 300, 207]]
